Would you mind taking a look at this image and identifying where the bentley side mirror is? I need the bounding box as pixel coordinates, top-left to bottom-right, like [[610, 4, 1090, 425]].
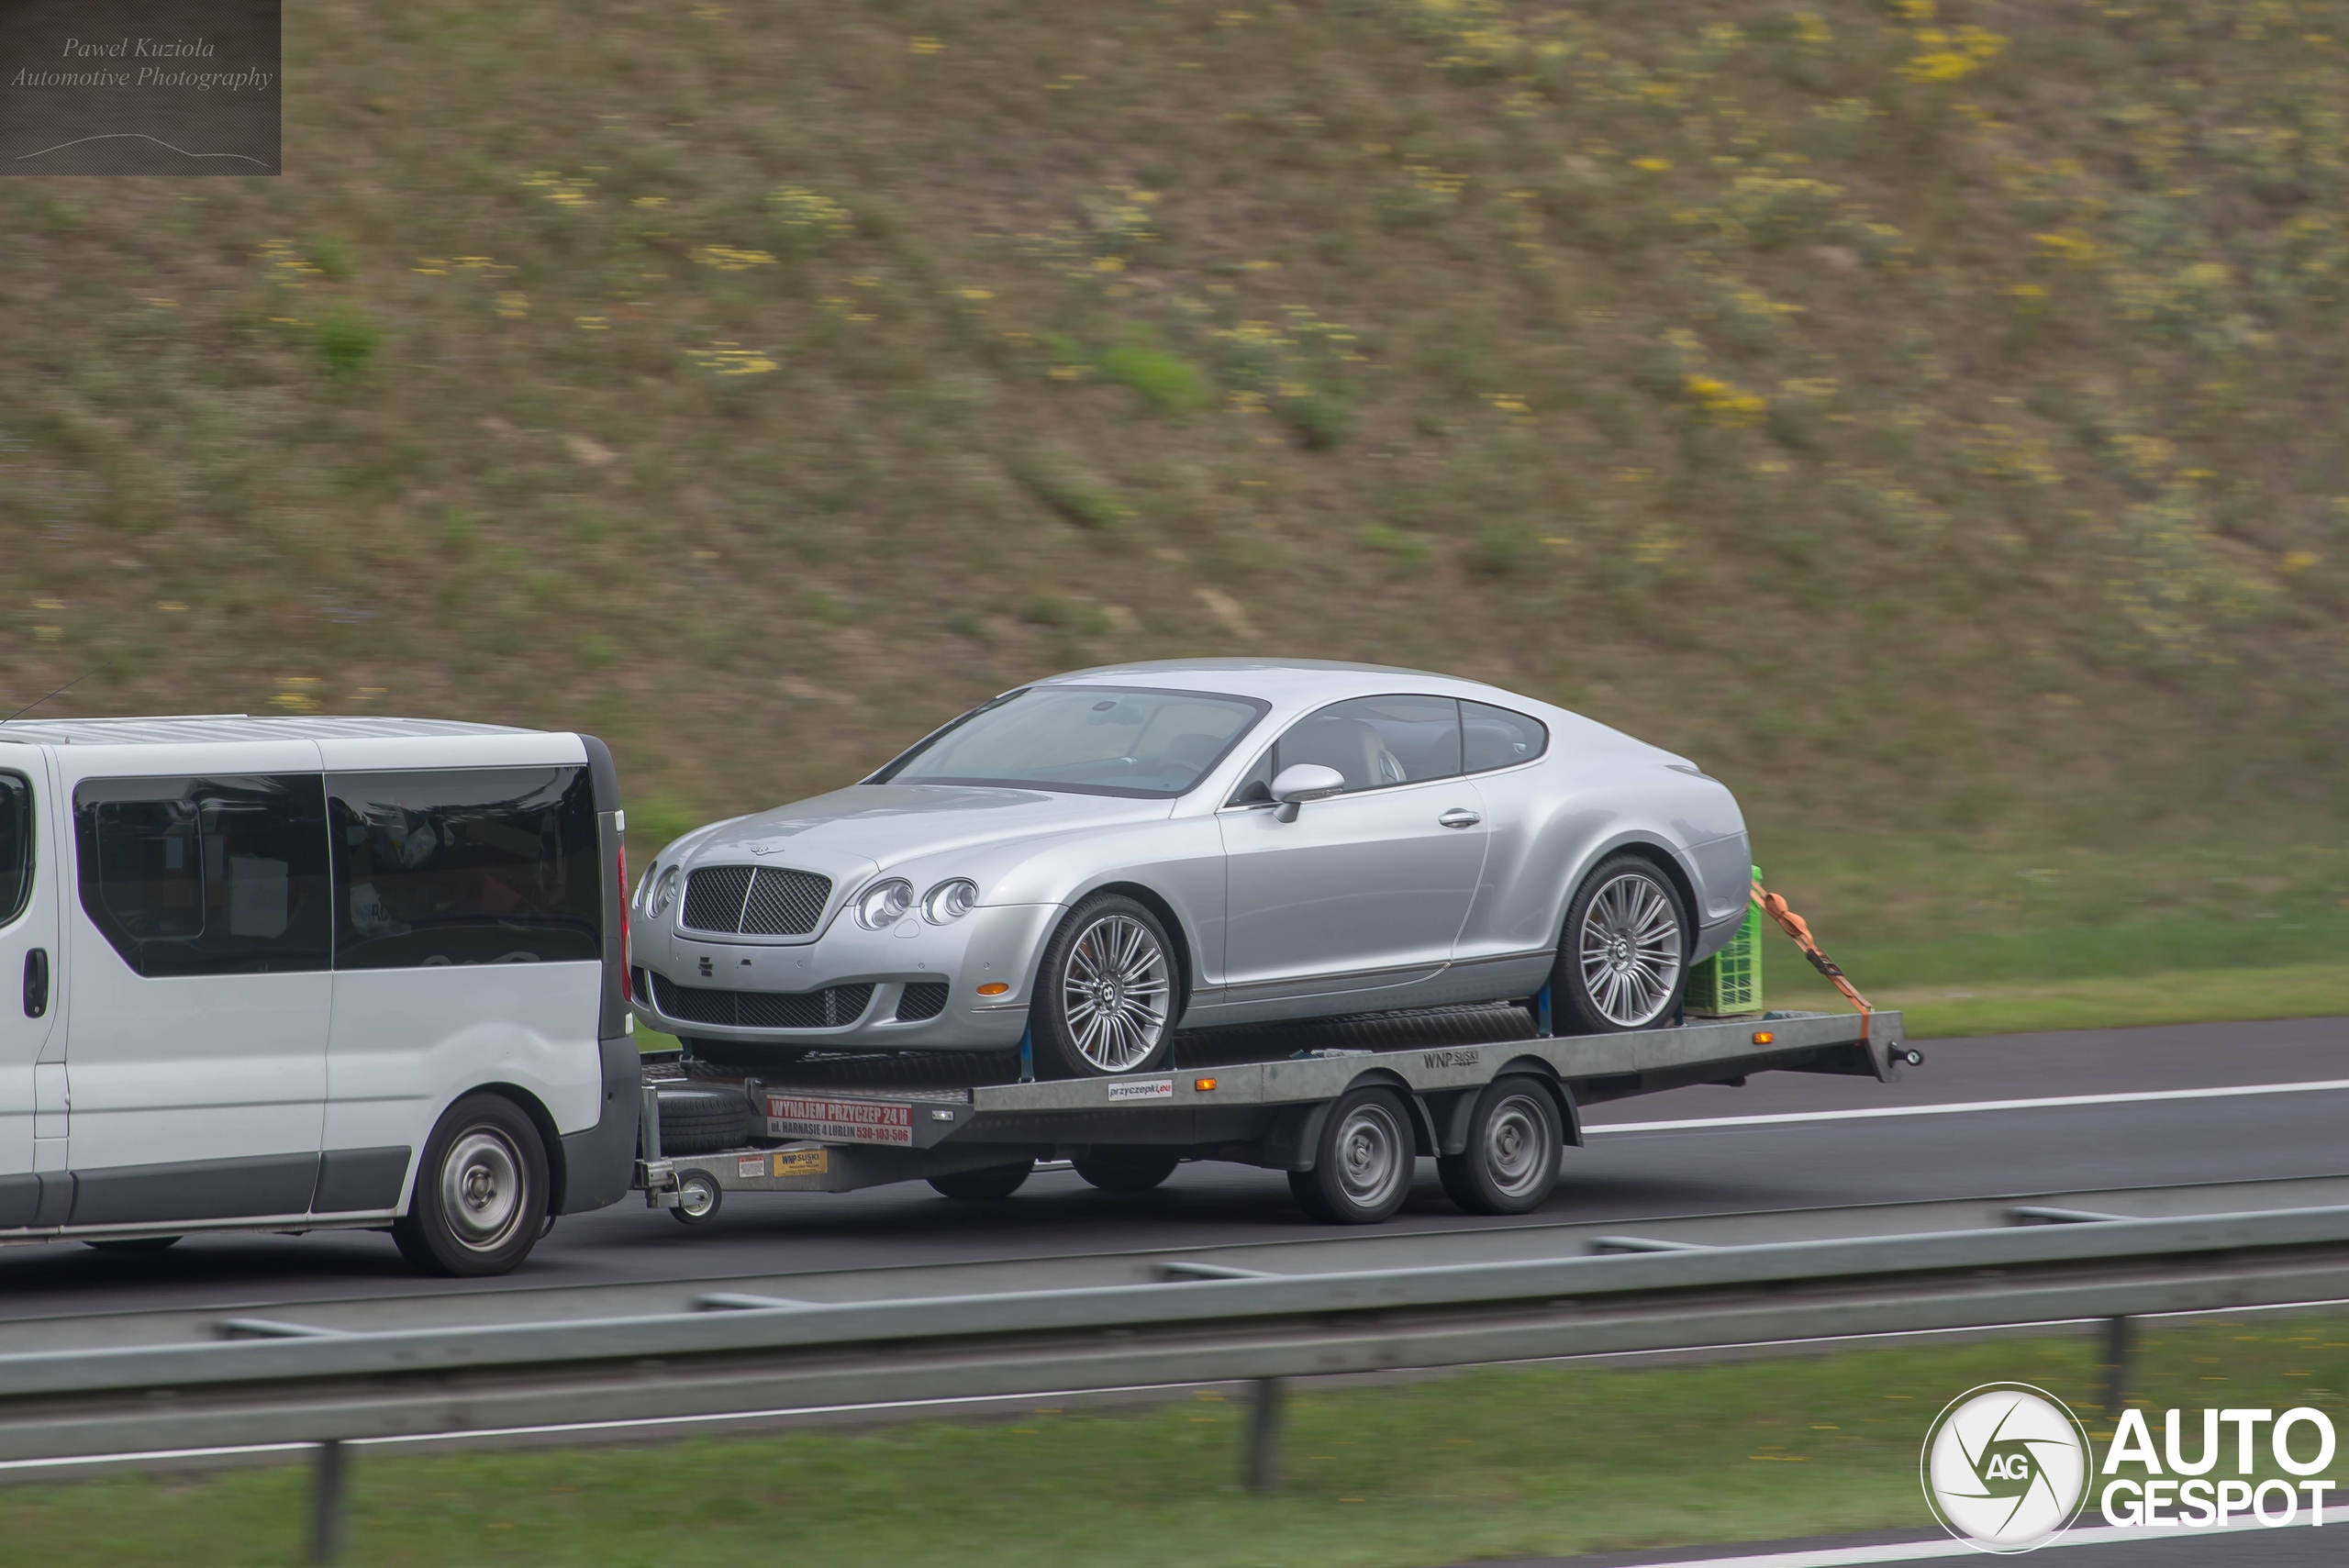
[[1270, 763, 1346, 823]]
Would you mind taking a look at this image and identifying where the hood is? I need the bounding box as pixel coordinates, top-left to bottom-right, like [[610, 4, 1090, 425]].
[[682, 784, 1171, 879]]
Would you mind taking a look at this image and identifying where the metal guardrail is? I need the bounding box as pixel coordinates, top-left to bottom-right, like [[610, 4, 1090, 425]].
[[8, 1201, 2349, 1560]]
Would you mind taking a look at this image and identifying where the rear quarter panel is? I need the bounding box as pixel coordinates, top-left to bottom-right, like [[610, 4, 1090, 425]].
[[1453, 714, 1748, 969]]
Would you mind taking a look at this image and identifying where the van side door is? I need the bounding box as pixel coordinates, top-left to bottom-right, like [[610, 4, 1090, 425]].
[[0, 749, 61, 1229], [61, 754, 331, 1226]]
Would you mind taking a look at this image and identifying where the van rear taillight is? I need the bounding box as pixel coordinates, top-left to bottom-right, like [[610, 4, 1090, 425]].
[[617, 844, 632, 1002]]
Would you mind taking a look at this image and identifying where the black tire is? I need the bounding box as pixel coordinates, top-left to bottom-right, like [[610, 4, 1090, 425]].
[[83, 1236, 182, 1254], [1436, 1077, 1563, 1216], [672, 1168, 723, 1226], [1072, 1149, 1183, 1192], [1286, 1086, 1416, 1225], [927, 1160, 1035, 1200], [653, 1084, 753, 1155], [1031, 894, 1178, 1080], [1550, 854, 1691, 1037], [392, 1094, 551, 1278]]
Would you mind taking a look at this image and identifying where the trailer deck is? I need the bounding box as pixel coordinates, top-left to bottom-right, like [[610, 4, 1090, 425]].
[[634, 1004, 1910, 1207]]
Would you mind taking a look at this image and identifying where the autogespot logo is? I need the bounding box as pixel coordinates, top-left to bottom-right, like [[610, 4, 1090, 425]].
[[1921, 1384, 2092, 1552]]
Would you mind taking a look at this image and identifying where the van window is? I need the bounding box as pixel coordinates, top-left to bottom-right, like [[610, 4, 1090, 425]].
[[328, 767, 599, 969], [75, 775, 333, 976], [0, 772, 31, 926]]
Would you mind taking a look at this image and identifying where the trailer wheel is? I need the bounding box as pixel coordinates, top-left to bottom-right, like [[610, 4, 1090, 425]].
[[671, 1169, 723, 1225], [1437, 1078, 1562, 1216], [1073, 1150, 1182, 1192], [1031, 894, 1176, 1080], [1551, 854, 1690, 1035], [392, 1094, 551, 1278], [928, 1160, 1035, 1200], [1286, 1087, 1415, 1224]]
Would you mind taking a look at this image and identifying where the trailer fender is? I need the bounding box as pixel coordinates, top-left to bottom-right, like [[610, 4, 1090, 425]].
[[1256, 1070, 1440, 1170], [1497, 1057, 1584, 1148]]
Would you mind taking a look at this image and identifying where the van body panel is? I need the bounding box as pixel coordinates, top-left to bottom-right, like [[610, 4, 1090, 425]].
[[0, 743, 61, 1222], [325, 961, 605, 1158], [313, 731, 588, 773]]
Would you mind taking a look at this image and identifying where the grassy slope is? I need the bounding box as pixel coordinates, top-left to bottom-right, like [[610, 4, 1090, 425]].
[[8, 1311, 2347, 1565], [6, 1, 2348, 992]]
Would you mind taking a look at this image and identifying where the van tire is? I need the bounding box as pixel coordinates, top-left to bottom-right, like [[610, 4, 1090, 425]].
[[653, 1084, 753, 1155], [393, 1095, 551, 1278]]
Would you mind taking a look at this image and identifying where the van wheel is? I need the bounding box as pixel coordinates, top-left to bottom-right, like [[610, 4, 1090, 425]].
[[83, 1236, 181, 1254], [1031, 895, 1177, 1080], [1286, 1087, 1415, 1224], [1437, 1078, 1562, 1216], [393, 1095, 551, 1277], [928, 1161, 1035, 1200], [1073, 1150, 1182, 1192], [1551, 855, 1690, 1036]]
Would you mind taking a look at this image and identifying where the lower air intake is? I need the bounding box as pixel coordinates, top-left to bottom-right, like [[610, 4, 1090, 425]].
[[648, 971, 875, 1029], [895, 981, 950, 1021]]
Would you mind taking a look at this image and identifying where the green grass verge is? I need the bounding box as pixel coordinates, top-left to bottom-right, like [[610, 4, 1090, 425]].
[[12, 1313, 2347, 1566]]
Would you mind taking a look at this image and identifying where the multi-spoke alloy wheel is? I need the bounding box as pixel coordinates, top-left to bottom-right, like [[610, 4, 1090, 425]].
[[1552, 855, 1690, 1037], [1062, 914, 1172, 1072], [1034, 895, 1179, 1079]]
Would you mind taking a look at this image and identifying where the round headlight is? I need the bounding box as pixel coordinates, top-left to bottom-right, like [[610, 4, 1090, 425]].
[[922, 879, 978, 924], [856, 878, 915, 930], [649, 865, 682, 917]]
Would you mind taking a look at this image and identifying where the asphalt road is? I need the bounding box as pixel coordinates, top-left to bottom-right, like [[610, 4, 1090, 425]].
[[2, 1014, 2343, 1318]]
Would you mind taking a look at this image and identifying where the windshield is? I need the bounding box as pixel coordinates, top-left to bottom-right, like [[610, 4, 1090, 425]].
[[871, 685, 1269, 798]]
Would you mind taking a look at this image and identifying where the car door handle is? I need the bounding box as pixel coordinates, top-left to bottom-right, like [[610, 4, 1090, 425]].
[[1437, 808, 1482, 829], [23, 948, 48, 1019]]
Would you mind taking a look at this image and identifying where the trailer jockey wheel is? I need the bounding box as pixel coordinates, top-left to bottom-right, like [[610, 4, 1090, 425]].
[[1437, 1077, 1562, 1216], [672, 1169, 722, 1225]]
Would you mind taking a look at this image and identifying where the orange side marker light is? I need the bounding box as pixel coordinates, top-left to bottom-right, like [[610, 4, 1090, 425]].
[[977, 982, 1010, 996], [1194, 1077, 1218, 1093], [1752, 1030, 1775, 1045]]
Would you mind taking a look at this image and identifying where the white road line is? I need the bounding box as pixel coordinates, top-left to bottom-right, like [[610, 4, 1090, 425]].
[[1585, 1078, 2349, 1136], [1606, 1515, 2332, 1567]]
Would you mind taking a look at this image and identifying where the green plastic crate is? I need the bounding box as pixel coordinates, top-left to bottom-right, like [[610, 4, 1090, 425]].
[[1686, 867, 1764, 1016]]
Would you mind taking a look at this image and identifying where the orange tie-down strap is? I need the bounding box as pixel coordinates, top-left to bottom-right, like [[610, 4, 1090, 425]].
[[1750, 884, 1873, 1039]]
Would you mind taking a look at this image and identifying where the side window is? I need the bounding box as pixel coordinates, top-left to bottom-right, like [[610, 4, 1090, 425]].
[[1257, 695, 1464, 795], [75, 775, 332, 977], [1461, 700, 1549, 773], [329, 767, 600, 970], [0, 771, 31, 926]]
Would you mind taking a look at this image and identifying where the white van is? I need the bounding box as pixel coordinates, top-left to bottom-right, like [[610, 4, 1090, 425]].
[[0, 716, 640, 1276]]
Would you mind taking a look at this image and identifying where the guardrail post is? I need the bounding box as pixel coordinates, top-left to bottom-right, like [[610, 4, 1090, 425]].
[[309, 1440, 347, 1564], [1243, 1377, 1283, 1494], [2099, 1316, 2133, 1421]]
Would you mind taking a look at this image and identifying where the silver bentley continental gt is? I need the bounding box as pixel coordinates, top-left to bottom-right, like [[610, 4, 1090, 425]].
[[629, 660, 1753, 1079]]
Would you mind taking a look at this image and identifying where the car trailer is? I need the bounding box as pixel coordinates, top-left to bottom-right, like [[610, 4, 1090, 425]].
[[631, 1003, 1916, 1225]]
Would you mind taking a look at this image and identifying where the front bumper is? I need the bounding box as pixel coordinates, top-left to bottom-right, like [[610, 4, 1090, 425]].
[[630, 900, 1062, 1051]]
